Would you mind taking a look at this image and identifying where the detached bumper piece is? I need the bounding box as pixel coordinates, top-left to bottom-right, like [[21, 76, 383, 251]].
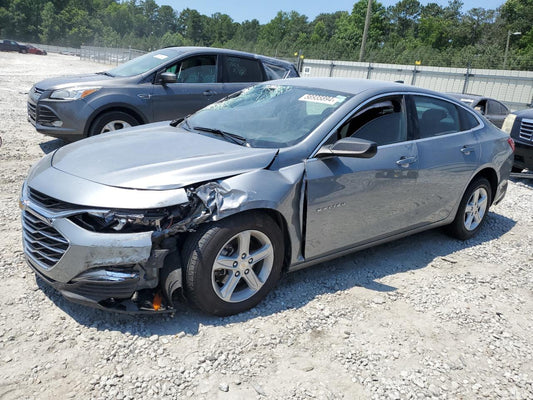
[[27, 259, 175, 314]]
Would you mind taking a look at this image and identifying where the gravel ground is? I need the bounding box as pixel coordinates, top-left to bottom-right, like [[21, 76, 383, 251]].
[[0, 52, 532, 400]]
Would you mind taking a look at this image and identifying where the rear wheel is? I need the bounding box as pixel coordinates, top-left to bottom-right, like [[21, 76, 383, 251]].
[[182, 213, 284, 316], [446, 177, 491, 240], [88, 111, 139, 137]]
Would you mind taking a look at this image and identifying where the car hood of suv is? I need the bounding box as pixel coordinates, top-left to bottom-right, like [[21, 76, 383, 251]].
[[51, 123, 279, 190], [35, 73, 117, 90]]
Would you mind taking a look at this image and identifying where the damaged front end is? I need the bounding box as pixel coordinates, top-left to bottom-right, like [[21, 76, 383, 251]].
[[21, 181, 248, 314]]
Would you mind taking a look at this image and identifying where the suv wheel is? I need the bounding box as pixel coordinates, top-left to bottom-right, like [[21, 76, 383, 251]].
[[89, 111, 139, 136]]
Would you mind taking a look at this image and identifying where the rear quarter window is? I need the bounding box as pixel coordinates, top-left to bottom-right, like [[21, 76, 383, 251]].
[[457, 106, 481, 131], [225, 56, 263, 83], [263, 62, 290, 80]]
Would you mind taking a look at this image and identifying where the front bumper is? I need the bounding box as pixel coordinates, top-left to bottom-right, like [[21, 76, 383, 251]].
[[27, 95, 91, 141], [21, 205, 153, 283], [27, 260, 164, 313], [20, 185, 178, 313]]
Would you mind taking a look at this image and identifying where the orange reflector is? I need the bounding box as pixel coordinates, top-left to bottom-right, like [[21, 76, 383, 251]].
[[153, 292, 162, 310], [81, 88, 99, 99]]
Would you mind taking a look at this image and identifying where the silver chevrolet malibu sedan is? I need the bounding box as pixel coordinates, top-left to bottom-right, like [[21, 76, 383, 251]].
[[20, 78, 514, 316]]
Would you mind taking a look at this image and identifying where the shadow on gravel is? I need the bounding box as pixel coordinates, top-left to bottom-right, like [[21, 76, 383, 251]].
[[39, 138, 65, 154], [510, 176, 533, 188], [37, 211, 516, 336]]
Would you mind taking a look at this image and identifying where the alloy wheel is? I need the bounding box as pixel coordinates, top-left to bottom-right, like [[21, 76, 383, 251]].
[[464, 187, 488, 231], [101, 120, 132, 133], [211, 230, 274, 303]]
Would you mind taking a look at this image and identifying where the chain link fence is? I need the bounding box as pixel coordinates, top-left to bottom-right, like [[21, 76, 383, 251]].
[[80, 46, 146, 65]]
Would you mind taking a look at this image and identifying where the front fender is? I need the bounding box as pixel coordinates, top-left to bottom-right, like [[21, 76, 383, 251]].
[[84, 94, 151, 136], [199, 164, 306, 265]]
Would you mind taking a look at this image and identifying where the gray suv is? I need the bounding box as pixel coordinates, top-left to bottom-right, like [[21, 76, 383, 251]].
[[27, 47, 299, 141]]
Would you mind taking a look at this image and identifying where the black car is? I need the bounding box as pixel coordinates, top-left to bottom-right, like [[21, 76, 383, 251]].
[[502, 109, 533, 171], [28, 47, 299, 141], [448, 94, 509, 128], [0, 39, 28, 53]]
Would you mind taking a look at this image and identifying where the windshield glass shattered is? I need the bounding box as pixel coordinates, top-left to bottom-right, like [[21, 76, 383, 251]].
[[107, 48, 182, 77], [184, 84, 350, 148]]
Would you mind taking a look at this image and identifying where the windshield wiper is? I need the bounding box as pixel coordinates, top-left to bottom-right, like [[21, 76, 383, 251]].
[[170, 117, 185, 127], [193, 126, 248, 146]]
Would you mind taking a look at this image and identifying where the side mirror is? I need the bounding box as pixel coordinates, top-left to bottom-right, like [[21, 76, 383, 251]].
[[160, 72, 177, 84], [316, 137, 377, 159]]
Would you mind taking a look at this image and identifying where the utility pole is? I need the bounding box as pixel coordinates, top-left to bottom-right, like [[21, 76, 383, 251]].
[[359, 0, 372, 62], [503, 30, 521, 70]]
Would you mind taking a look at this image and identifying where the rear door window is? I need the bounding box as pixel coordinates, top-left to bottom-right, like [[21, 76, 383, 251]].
[[412, 95, 461, 138]]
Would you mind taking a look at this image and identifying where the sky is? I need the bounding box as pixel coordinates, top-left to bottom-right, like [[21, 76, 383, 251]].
[[156, 0, 507, 24]]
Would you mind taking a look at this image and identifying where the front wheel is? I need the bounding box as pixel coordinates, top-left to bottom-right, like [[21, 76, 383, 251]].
[[446, 177, 492, 240], [182, 213, 284, 316], [88, 111, 139, 137]]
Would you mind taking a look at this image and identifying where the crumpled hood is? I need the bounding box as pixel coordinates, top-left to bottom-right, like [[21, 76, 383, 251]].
[[51, 123, 279, 190]]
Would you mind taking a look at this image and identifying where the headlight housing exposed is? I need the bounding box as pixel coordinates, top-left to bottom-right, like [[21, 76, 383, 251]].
[[68, 205, 190, 234], [71, 210, 169, 233], [49, 87, 100, 100], [501, 114, 516, 134]]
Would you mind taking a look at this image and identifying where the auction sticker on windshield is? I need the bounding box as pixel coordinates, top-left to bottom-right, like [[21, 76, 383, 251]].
[[298, 94, 345, 105], [154, 54, 168, 60]]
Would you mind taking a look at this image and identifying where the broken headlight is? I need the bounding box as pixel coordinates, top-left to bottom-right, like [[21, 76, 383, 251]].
[[70, 208, 183, 233]]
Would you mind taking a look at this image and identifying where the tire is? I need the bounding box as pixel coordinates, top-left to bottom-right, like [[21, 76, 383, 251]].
[[182, 213, 284, 316], [88, 111, 139, 137], [446, 177, 491, 240]]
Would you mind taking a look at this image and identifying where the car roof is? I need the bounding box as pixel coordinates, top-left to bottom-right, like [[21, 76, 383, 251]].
[[447, 93, 485, 101], [164, 46, 294, 67], [264, 77, 444, 97]]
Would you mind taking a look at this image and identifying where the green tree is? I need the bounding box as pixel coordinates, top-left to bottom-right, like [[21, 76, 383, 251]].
[[156, 5, 177, 36], [8, 0, 47, 40], [333, 0, 387, 57], [177, 8, 208, 45], [387, 0, 421, 38], [208, 13, 237, 46], [39, 2, 60, 43]]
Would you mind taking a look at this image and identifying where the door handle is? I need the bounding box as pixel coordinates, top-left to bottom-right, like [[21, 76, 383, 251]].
[[461, 146, 475, 155], [396, 156, 417, 168], [203, 90, 217, 96], [137, 94, 151, 100]]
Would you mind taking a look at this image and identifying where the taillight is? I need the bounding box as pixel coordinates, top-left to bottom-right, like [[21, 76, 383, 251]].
[[507, 137, 515, 152]]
